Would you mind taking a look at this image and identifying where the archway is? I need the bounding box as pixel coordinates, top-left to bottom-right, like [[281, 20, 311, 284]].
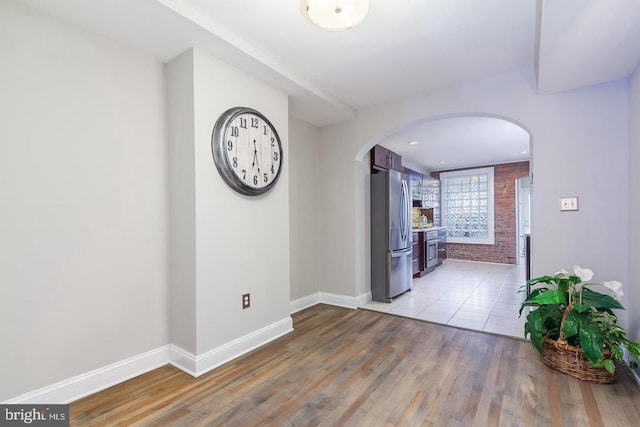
[[357, 113, 533, 337]]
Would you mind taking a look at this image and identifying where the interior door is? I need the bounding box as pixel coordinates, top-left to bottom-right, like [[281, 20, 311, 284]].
[[516, 176, 531, 265]]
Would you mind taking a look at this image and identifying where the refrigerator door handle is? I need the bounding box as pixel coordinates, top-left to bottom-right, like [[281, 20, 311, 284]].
[[400, 180, 405, 242], [391, 248, 413, 257], [405, 179, 411, 237], [401, 178, 410, 241]]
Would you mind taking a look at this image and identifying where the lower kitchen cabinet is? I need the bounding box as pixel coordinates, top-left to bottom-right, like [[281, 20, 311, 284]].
[[412, 231, 426, 278], [412, 232, 419, 276], [413, 228, 446, 278]]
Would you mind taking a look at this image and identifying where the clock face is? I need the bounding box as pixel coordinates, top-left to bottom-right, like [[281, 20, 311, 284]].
[[211, 107, 283, 196]]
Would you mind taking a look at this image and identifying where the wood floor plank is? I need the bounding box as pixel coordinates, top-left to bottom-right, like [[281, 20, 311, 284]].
[[70, 305, 640, 426]]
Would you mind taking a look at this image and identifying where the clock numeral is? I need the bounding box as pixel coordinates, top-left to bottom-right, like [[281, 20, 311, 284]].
[[253, 175, 258, 185], [239, 118, 247, 129], [227, 140, 233, 151], [242, 169, 247, 180], [251, 118, 259, 128], [271, 164, 275, 175], [263, 125, 268, 136], [263, 173, 268, 183], [230, 126, 239, 137], [273, 152, 279, 162], [271, 137, 275, 147], [232, 157, 238, 168]]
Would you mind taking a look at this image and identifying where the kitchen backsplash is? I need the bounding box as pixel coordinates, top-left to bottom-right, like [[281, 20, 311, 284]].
[[412, 207, 421, 228], [412, 207, 435, 228]]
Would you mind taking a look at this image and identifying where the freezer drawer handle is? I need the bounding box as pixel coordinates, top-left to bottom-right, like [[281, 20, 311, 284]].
[[391, 248, 413, 257]]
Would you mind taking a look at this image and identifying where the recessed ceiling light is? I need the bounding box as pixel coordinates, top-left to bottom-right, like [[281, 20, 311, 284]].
[[521, 150, 528, 155], [439, 160, 447, 164], [408, 141, 419, 145]]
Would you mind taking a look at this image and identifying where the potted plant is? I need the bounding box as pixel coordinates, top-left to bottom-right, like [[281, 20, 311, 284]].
[[520, 265, 640, 383]]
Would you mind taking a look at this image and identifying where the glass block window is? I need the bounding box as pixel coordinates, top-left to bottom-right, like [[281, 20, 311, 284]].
[[440, 167, 495, 245]]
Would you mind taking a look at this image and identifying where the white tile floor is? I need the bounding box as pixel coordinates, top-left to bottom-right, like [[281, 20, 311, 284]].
[[360, 259, 528, 339]]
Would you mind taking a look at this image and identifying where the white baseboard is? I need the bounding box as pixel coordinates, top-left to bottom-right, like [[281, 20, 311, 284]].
[[290, 291, 371, 313], [5, 295, 372, 405], [290, 292, 321, 313], [169, 316, 293, 377], [319, 291, 370, 309], [4, 316, 294, 404], [4, 346, 170, 404]]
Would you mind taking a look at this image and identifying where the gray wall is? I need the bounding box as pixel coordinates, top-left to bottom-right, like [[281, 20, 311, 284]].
[[289, 118, 321, 300], [190, 48, 291, 353], [165, 47, 292, 357], [2, 0, 638, 402], [1, 2, 293, 401], [629, 64, 640, 342], [0, 1, 168, 400], [166, 49, 197, 354], [314, 68, 633, 329]]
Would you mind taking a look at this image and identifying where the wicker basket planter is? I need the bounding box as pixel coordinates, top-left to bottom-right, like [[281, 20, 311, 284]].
[[522, 267, 640, 385], [542, 337, 616, 384]]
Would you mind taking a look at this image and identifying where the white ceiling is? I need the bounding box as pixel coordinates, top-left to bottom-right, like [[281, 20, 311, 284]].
[[385, 117, 531, 173], [17, 0, 640, 171]]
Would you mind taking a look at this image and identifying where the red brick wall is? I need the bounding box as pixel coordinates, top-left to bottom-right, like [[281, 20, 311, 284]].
[[432, 161, 530, 265]]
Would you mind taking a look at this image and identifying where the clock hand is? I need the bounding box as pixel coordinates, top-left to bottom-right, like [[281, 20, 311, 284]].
[[252, 139, 261, 173]]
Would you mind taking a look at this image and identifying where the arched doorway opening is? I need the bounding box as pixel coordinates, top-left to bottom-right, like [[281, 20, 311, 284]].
[[358, 113, 533, 338]]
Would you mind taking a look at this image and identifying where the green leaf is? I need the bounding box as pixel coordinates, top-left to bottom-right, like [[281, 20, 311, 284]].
[[626, 341, 640, 358], [530, 289, 566, 305], [527, 275, 555, 286], [580, 288, 624, 310], [526, 309, 546, 353], [602, 359, 615, 374], [568, 275, 582, 284], [562, 310, 581, 338], [610, 344, 623, 361], [522, 287, 548, 303], [557, 279, 571, 296], [579, 324, 605, 365], [543, 305, 564, 338], [572, 303, 591, 313]]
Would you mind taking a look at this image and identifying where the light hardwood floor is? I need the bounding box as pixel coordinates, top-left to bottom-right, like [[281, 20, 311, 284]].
[[70, 304, 640, 426]]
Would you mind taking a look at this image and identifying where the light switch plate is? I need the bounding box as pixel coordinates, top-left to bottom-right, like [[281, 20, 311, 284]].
[[560, 197, 579, 211]]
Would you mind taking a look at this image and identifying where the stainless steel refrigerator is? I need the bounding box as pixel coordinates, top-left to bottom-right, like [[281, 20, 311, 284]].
[[370, 169, 412, 302]]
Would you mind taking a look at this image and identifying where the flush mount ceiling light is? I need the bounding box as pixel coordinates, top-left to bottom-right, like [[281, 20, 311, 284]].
[[408, 141, 420, 146], [305, 0, 370, 31]]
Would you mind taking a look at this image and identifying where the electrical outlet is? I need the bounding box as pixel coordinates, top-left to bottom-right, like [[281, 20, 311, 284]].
[[242, 293, 250, 309], [560, 197, 579, 211]]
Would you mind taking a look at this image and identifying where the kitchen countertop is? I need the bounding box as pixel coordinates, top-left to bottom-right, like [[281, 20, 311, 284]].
[[412, 226, 446, 232]]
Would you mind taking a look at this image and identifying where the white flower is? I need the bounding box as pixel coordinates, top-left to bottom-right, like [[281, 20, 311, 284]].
[[573, 265, 593, 282], [603, 280, 624, 301], [554, 268, 570, 277]]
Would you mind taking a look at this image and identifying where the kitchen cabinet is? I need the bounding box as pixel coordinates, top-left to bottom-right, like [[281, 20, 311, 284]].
[[425, 230, 438, 272], [412, 231, 426, 278], [412, 232, 420, 276], [413, 227, 446, 277], [407, 168, 422, 202], [371, 144, 402, 172], [437, 228, 447, 266], [422, 176, 441, 226]]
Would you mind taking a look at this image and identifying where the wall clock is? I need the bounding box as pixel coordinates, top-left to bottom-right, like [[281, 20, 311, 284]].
[[211, 107, 283, 196]]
